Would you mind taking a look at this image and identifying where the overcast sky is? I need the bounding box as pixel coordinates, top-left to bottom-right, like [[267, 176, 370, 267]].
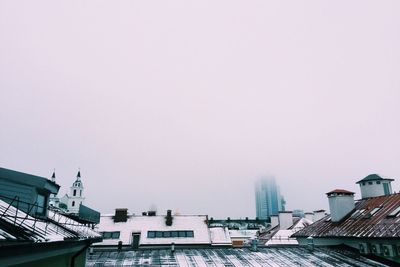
[[1, 1, 399, 218]]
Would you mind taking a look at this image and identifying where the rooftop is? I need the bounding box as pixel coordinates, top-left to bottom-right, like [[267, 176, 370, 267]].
[[293, 193, 400, 239], [326, 189, 355, 195], [0, 198, 101, 243], [0, 167, 59, 194], [86, 247, 388, 266], [356, 174, 394, 184]]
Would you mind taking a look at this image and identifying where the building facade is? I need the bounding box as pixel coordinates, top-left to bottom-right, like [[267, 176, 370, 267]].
[[255, 176, 285, 219]]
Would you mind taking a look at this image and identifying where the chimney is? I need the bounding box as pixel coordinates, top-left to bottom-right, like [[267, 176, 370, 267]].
[[270, 215, 279, 228], [278, 211, 293, 230], [327, 189, 355, 222], [166, 209, 173, 226], [356, 174, 394, 199], [312, 210, 326, 222], [114, 208, 128, 222]]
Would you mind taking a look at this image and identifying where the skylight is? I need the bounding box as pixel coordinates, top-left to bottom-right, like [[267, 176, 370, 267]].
[[387, 206, 400, 217]]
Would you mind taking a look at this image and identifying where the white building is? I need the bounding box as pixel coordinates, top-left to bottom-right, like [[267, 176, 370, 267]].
[[51, 171, 86, 215], [96, 209, 232, 248]]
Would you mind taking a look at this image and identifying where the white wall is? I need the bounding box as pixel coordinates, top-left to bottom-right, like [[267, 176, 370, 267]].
[[278, 212, 293, 230], [328, 195, 354, 222]]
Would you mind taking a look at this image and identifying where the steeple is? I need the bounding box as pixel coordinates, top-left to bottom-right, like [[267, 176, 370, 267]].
[[51, 170, 56, 183], [76, 170, 81, 181]]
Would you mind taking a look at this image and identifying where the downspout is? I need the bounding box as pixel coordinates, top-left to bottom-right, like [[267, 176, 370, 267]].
[[70, 241, 91, 267]]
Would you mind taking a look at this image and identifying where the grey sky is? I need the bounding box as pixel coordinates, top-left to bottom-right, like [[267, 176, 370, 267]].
[[1, 1, 399, 218]]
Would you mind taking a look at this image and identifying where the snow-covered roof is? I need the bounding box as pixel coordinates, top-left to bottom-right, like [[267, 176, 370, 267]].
[[0, 199, 101, 243], [87, 247, 388, 266], [266, 230, 299, 246], [228, 229, 258, 240], [209, 227, 231, 246], [96, 214, 211, 246]]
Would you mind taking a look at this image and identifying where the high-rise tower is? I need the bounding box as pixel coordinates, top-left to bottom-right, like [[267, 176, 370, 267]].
[[255, 176, 285, 219]]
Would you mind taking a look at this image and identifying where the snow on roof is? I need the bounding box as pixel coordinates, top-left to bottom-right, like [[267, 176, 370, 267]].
[[228, 229, 258, 240], [0, 199, 100, 243], [289, 217, 313, 231], [209, 227, 231, 245], [87, 247, 388, 266], [266, 230, 298, 246], [96, 214, 211, 246], [294, 193, 400, 239]]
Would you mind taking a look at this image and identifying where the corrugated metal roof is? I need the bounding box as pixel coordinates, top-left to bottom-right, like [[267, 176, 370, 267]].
[[293, 193, 400, 239], [86, 247, 388, 266], [0, 199, 100, 242]]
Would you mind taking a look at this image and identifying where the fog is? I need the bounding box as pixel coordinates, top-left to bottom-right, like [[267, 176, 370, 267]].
[[1, 1, 399, 218]]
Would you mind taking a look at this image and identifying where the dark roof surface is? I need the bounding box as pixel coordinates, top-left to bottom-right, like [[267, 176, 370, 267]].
[[293, 193, 400, 239], [0, 167, 59, 194], [86, 247, 387, 266], [356, 174, 394, 184]]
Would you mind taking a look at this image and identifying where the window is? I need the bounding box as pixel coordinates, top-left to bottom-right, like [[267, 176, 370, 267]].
[[369, 207, 381, 216], [102, 231, 120, 239], [186, 231, 194, 237], [178, 231, 186, 237], [376, 181, 381, 184], [171, 231, 178, 237], [156, 231, 163, 238], [362, 182, 365, 186], [163, 231, 171, 238], [36, 194, 46, 215], [147, 231, 194, 238], [72, 201, 75, 207], [388, 206, 400, 217], [80, 190, 82, 196], [73, 189, 76, 196], [368, 182, 373, 185]]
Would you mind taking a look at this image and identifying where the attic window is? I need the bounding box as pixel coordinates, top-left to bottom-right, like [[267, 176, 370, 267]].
[[369, 207, 381, 216], [325, 216, 331, 222], [350, 209, 365, 219], [388, 206, 400, 217]]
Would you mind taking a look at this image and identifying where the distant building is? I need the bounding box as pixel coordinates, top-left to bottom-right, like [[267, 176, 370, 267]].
[[255, 176, 285, 219], [50, 170, 100, 225], [293, 173, 400, 264], [0, 167, 101, 267]]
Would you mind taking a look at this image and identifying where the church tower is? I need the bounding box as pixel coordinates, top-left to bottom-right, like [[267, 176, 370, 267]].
[[67, 171, 85, 214], [49, 170, 60, 208]]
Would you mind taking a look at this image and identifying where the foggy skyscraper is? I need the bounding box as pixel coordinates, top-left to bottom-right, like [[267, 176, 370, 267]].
[[255, 176, 285, 219]]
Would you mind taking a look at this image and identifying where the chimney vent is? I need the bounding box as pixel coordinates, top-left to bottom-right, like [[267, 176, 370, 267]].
[[114, 208, 128, 222], [327, 189, 355, 222], [166, 209, 173, 226], [148, 210, 156, 216]]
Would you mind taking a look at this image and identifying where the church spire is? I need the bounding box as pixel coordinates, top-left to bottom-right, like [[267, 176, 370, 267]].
[[51, 169, 56, 182], [77, 170, 81, 181]]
